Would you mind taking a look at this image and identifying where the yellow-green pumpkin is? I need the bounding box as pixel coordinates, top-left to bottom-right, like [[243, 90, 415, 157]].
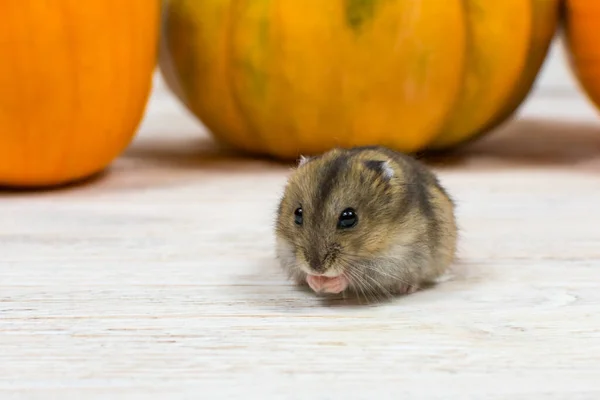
[[160, 0, 559, 159]]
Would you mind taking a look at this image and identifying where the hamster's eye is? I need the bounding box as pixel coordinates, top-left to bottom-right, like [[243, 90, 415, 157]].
[[294, 207, 303, 225], [338, 208, 358, 229]]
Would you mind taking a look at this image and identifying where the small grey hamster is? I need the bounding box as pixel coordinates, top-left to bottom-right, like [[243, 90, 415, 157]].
[[274, 145, 457, 301]]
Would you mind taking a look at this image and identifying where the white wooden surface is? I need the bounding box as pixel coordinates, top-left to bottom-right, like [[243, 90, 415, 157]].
[[2, 41, 600, 399]]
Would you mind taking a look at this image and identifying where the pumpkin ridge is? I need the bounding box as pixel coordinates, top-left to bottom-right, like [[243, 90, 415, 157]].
[[455, 0, 559, 149], [223, 0, 267, 154], [269, 0, 303, 156], [431, 0, 533, 149], [226, 0, 285, 156]]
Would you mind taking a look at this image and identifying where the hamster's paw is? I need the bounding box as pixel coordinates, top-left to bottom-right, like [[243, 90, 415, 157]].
[[306, 275, 349, 294], [396, 282, 419, 295]]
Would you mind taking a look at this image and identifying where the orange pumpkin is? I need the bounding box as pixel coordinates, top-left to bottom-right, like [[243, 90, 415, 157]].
[[160, 0, 559, 160], [563, 0, 600, 112], [0, 1, 159, 187]]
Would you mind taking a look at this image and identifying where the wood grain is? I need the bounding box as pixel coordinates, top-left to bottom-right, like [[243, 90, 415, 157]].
[[2, 48, 600, 398]]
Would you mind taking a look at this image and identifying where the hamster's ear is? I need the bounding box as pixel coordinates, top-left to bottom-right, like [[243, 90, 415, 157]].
[[298, 155, 310, 167], [363, 159, 394, 180]]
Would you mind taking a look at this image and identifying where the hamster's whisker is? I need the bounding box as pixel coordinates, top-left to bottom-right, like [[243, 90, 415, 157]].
[[353, 275, 381, 303], [341, 261, 391, 303], [359, 271, 394, 301], [339, 258, 384, 300], [339, 252, 417, 290], [365, 263, 407, 281], [363, 257, 419, 287], [337, 252, 403, 283], [342, 266, 371, 303], [367, 267, 415, 288]]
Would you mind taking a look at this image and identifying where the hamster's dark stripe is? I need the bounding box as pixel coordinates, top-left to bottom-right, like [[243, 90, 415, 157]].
[[348, 145, 442, 249], [405, 156, 441, 251], [305, 153, 350, 269], [313, 151, 350, 218]]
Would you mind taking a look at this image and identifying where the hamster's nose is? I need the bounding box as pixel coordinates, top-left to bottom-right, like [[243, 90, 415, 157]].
[[309, 258, 324, 273]]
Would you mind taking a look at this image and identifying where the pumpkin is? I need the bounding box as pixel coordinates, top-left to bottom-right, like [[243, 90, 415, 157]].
[[159, 0, 559, 160], [562, 0, 600, 112], [0, 1, 159, 187]]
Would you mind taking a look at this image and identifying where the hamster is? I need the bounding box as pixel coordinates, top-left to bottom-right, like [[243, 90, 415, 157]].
[[274, 145, 457, 301]]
